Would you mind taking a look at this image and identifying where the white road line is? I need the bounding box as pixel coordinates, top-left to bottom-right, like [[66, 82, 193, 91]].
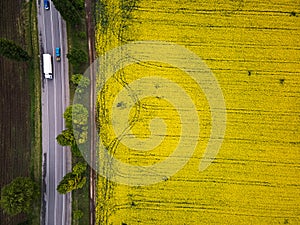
[[62, 18, 72, 225], [58, 12, 66, 225], [49, 3, 58, 225], [45, 80, 50, 225], [38, 2, 48, 224], [41, 3, 49, 224], [41, 3, 47, 51], [39, 1, 71, 224]]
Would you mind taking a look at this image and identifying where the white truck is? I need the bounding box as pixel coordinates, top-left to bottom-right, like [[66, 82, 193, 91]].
[[42, 53, 53, 79]]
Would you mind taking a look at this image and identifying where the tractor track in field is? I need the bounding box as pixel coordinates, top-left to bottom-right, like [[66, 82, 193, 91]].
[[94, 0, 300, 224]]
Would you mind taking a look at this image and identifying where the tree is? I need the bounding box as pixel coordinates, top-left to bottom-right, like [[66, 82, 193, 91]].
[[57, 163, 87, 194], [56, 131, 82, 154], [71, 144, 83, 157], [63, 104, 88, 129], [73, 162, 87, 175], [73, 128, 88, 144], [69, 0, 85, 11], [56, 129, 75, 146], [63, 105, 73, 129], [58, 104, 89, 152], [71, 74, 83, 86], [17, 220, 31, 225], [71, 74, 90, 96], [67, 48, 88, 66], [0, 38, 30, 61], [77, 31, 86, 40], [51, 0, 81, 25], [72, 104, 89, 126], [73, 210, 83, 220], [57, 173, 78, 194], [0, 177, 38, 216], [56, 129, 83, 157], [71, 104, 89, 144], [71, 74, 90, 87]]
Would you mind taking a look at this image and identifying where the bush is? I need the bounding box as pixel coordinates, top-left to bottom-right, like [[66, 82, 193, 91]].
[[57, 104, 89, 155], [73, 162, 87, 175], [63, 104, 88, 129], [71, 144, 82, 157], [17, 220, 31, 225], [71, 74, 90, 87], [64, 104, 89, 144], [0, 38, 30, 61], [51, 0, 81, 25], [69, 0, 85, 11], [77, 31, 86, 40], [67, 48, 88, 66], [73, 210, 84, 220]]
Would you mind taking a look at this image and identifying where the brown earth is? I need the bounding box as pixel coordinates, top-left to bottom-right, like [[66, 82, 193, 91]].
[[0, 0, 32, 224], [85, 0, 96, 224]]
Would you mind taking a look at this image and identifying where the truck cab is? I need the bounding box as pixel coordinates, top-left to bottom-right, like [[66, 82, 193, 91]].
[[55, 47, 61, 62]]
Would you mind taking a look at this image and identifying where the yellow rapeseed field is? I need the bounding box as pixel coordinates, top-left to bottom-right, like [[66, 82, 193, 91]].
[[95, 0, 300, 224]]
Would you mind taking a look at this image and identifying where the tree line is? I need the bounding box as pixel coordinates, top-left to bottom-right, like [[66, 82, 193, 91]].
[[0, 38, 30, 61], [0, 75, 90, 218], [51, 0, 85, 25], [56, 74, 90, 194]]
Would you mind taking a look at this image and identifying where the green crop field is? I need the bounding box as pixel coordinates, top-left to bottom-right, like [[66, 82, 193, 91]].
[[95, 0, 300, 224]]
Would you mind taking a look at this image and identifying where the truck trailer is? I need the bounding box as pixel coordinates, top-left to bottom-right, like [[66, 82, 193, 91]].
[[42, 54, 53, 79]]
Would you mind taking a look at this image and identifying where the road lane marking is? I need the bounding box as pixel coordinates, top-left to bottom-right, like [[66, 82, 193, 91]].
[[40, 2, 47, 51], [38, 1, 50, 224], [44, 79, 50, 225], [39, 0, 71, 224], [58, 12, 66, 225], [49, 3, 58, 225]]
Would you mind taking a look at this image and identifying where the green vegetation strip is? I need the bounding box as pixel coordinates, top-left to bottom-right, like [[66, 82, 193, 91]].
[[25, 0, 42, 224], [65, 11, 90, 225]]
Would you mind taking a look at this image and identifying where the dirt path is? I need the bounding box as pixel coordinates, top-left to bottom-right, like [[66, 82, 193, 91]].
[[85, 0, 96, 224]]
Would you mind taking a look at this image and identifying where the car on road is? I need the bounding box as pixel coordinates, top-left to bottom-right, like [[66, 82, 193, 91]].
[[55, 47, 61, 62], [44, 0, 50, 10]]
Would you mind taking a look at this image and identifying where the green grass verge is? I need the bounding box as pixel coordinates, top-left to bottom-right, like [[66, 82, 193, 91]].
[[67, 21, 89, 75], [72, 175, 90, 225], [66, 18, 90, 225], [22, 0, 42, 224], [67, 21, 89, 103]]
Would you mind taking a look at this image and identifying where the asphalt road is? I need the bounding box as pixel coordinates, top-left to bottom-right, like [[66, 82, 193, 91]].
[[37, 0, 72, 224]]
